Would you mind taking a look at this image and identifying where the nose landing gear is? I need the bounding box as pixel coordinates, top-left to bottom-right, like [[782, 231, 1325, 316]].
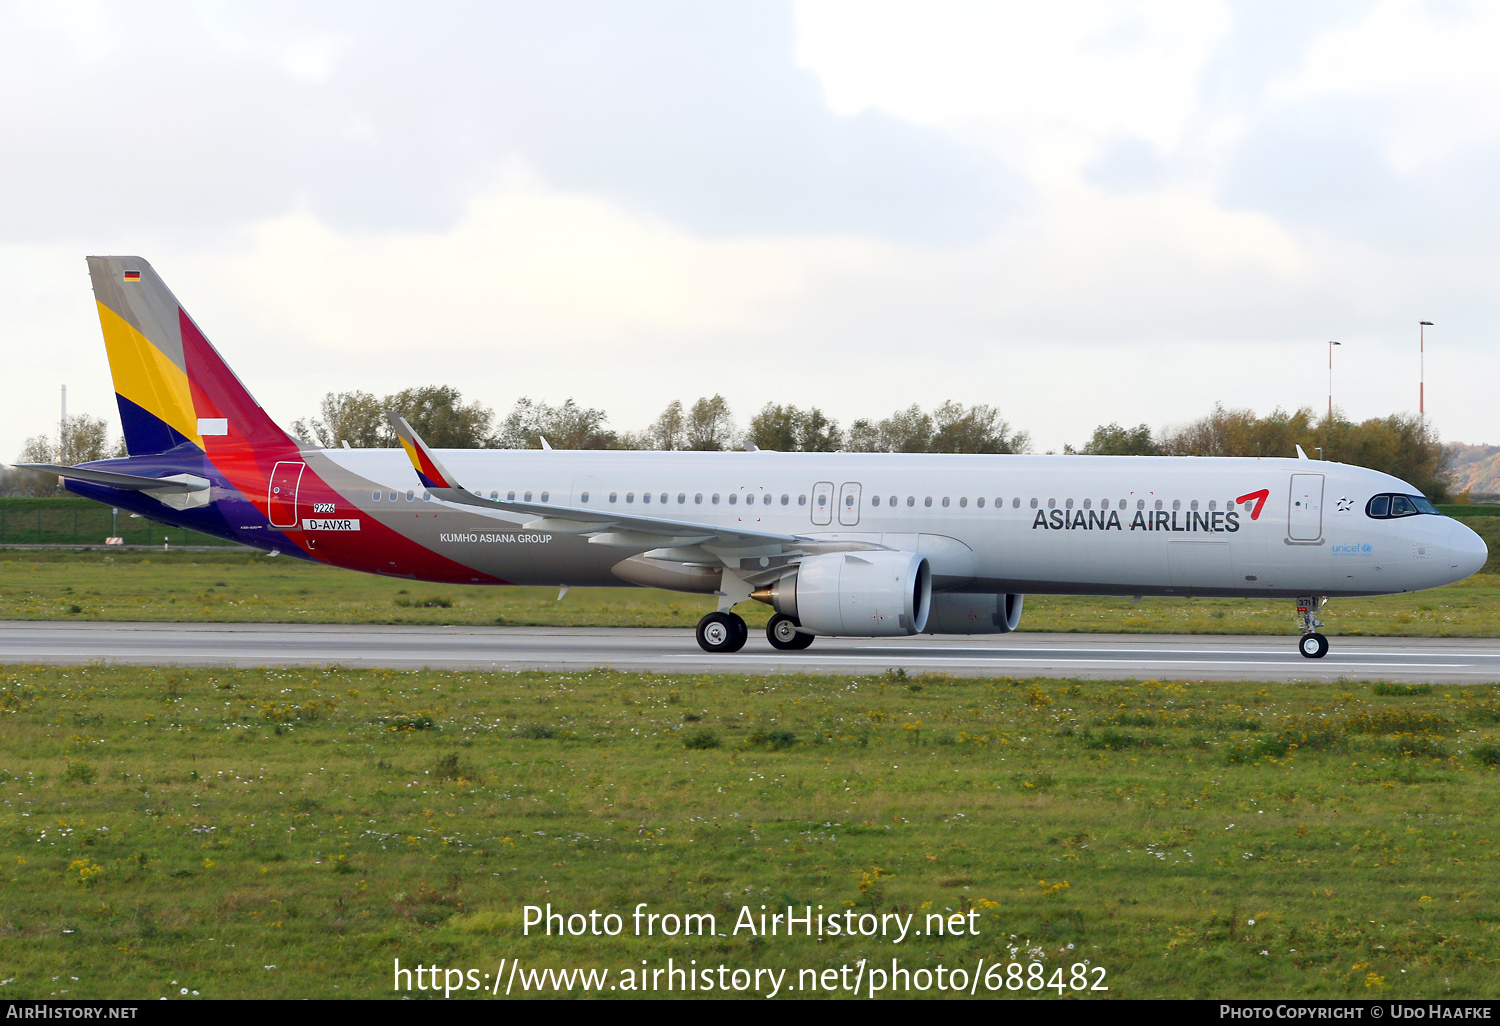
[[1296, 596, 1329, 658]]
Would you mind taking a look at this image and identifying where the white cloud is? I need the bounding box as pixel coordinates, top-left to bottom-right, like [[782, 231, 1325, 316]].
[[1268, 0, 1500, 173], [224, 161, 848, 353], [795, 1, 1232, 160]]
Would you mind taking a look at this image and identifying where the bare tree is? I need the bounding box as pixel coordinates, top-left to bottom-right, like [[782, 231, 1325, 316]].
[[685, 395, 736, 451], [497, 397, 616, 449], [649, 400, 686, 450]]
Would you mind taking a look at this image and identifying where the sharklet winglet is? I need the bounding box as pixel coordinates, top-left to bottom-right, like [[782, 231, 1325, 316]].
[[386, 412, 460, 491]]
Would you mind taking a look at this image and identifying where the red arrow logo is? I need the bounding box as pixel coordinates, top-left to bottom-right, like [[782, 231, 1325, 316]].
[[1236, 489, 1270, 520]]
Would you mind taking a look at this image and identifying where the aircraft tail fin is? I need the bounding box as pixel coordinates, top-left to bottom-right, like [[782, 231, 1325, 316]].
[[87, 256, 295, 457]]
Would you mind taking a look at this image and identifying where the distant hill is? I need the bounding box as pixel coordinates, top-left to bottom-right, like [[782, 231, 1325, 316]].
[[1446, 443, 1500, 497]]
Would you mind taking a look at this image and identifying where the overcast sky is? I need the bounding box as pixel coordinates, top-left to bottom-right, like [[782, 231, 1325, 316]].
[[4, 0, 1498, 459]]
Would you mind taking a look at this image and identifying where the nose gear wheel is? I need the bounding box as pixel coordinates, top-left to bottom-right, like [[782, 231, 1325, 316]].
[[1295, 596, 1329, 658]]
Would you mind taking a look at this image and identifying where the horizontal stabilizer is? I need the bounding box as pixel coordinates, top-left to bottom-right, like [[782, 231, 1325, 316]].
[[13, 463, 209, 493]]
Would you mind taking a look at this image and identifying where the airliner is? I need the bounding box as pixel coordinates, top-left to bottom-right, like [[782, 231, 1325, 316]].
[[16, 257, 1488, 659]]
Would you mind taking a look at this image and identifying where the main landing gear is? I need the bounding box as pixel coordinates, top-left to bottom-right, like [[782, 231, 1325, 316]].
[[1296, 596, 1329, 659], [767, 612, 814, 651], [695, 611, 748, 653], [694, 611, 816, 653]]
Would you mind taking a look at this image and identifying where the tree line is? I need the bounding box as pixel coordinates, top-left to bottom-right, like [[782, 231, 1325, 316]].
[[4, 390, 1456, 500], [291, 388, 1031, 456], [1068, 404, 1452, 499]]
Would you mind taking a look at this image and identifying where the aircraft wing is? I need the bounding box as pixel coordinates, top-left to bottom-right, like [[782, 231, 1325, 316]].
[[384, 413, 808, 550]]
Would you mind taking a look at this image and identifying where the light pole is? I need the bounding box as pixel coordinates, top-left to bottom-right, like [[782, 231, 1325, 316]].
[[1327, 340, 1341, 421], [1419, 321, 1433, 434]]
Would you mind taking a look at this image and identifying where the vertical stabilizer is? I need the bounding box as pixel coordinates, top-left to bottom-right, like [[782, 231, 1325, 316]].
[[87, 256, 294, 457]]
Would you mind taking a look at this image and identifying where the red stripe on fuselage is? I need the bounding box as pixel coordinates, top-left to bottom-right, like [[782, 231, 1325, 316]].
[[176, 307, 508, 584]]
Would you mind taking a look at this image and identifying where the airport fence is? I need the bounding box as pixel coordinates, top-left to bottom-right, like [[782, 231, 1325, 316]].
[[0, 498, 239, 547]]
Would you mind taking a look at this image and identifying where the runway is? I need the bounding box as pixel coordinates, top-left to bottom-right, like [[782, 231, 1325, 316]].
[[3, 620, 1500, 682]]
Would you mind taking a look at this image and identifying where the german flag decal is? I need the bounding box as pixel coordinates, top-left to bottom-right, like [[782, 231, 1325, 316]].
[[123, 270, 141, 282]]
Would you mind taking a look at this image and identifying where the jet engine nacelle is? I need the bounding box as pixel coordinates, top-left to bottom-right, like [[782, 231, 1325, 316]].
[[759, 551, 931, 636], [923, 593, 1024, 634]]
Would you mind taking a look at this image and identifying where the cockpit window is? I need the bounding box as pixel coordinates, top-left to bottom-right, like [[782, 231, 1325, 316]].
[[1366, 493, 1440, 519]]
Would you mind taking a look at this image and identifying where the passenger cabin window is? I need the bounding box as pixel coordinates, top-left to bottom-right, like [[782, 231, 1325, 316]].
[[372, 491, 381, 501], [609, 492, 617, 503], [626, 492, 635, 503], [541, 491, 549, 502], [581, 491, 590, 503], [1171, 499, 1180, 511], [798, 495, 807, 506], [763, 494, 771, 505], [729, 494, 737, 505], [406, 490, 414, 501], [887, 495, 896, 506], [871, 496, 880, 507], [907, 497, 915, 507], [1030, 498, 1038, 508], [924, 497, 933, 507], [389, 491, 398, 501], [1065, 498, 1074, 509], [959, 497, 967, 508], [643, 493, 651, 503], [712, 494, 720, 504], [507, 491, 516, 501], [490, 491, 499, 500], [778, 493, 789, 505], [679, 493, 687, 504], [977, 497, 985, 508], [1013, 498, 1021, 508], [524, 491, 532, 502], [695, 493, 703, 504], [941, 497, 950, 507], [661, 493, 668, 504]]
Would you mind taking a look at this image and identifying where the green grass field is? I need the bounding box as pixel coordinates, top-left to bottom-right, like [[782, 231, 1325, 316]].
[[4, 545, 1500, 638], [3, 664, 1499, 999]]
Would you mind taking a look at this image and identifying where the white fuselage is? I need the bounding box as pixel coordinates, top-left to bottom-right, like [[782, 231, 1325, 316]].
[[305, 449, 1487, 599]]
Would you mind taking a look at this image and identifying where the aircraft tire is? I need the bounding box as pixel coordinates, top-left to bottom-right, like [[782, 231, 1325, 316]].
[[767, 613, 814, 651], [697, 612, 748, 653], [1298, 632, 1329, 659]]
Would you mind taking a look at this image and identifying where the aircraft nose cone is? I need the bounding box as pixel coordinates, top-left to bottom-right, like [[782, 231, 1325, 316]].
[[1449, 521, 1488, 579]]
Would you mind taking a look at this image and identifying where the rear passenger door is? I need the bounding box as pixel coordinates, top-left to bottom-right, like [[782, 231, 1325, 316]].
[[810, 481, 834, 526], [838, 481, 862, 526]]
